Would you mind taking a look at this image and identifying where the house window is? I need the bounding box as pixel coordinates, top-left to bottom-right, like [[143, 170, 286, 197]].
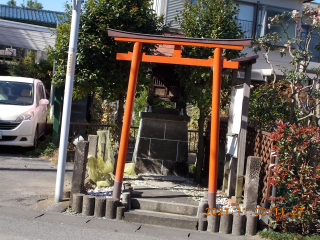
[[236, 2, 256, 38], [256, 5, 265, 38], [266, 7, 295, 40]]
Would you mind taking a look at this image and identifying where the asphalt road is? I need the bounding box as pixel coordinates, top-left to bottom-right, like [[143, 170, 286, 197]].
[[0, 146, 73, 211]]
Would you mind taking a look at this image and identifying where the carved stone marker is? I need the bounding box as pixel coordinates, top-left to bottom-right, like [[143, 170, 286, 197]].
[[243, 156, 261, 211]]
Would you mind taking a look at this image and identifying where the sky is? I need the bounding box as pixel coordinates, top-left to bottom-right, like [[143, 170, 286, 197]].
[[0, 0, 320, 13], [0, 0, 67, 12]]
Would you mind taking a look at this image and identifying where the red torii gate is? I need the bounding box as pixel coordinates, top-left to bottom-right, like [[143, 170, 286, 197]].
[[108, 29, 251, 208]]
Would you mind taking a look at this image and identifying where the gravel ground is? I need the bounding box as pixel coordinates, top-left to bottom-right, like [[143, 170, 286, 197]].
[[83, 173, 238, 213]]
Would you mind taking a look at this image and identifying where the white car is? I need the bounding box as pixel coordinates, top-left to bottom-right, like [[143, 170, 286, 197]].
[[0, 76, 49, 148]]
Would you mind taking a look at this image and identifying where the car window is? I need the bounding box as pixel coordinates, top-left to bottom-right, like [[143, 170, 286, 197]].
[[41, 84, 46, 100], [0, 80, 34, 105], [40, 85, 45, 99]]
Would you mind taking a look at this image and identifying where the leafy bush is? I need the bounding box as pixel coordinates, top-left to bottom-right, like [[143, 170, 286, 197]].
[[269, 121, 320, 234], [0, 61, 9, 75], [25, 136, 57, 158], [258, 230, 320, 240], [8, 50, 53, 96], [252, 6, 320, 127], [248, 82, 291, 132], [189, 164, 196, 173]]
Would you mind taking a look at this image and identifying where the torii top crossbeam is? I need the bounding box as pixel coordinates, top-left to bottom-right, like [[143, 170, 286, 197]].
[[108, 28, 252, 209]]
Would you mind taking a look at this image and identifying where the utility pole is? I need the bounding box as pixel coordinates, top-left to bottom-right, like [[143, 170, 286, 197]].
[[50, 21, 59, 120], [49, 60, 56, 119], [54, 0, 83, 203]]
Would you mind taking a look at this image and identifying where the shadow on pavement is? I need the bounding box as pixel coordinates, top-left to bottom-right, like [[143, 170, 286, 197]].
[[0, 145, 27, 156]]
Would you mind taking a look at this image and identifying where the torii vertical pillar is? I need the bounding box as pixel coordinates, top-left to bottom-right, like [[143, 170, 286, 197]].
[[208, 48, 223, 209], [113, 42, 142, 199]]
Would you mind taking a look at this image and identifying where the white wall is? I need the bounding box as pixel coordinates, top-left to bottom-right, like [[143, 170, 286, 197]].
[[152, 0, 167, 17], [242, 47, 295, 74]]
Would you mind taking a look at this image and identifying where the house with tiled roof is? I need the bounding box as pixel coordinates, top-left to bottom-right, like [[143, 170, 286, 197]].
[[0, 4, 64, 60]]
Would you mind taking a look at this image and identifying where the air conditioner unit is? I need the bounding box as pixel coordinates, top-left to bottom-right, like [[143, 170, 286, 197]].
[[5, 48, 17, 57]]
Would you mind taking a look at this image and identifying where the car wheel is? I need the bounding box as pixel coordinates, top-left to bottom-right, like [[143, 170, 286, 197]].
[[33, 128, 39, 149]]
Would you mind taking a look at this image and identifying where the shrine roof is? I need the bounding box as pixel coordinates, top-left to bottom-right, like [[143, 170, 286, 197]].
[[231, 55, 259, 66], [231, 55, 259, 63]]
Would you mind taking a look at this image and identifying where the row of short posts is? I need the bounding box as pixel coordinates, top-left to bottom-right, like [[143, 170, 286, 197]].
[[197, 197, 258, 235], [197, 156, 262, 235], [71, 184, 133, 220], [205, 210, 258, 235]]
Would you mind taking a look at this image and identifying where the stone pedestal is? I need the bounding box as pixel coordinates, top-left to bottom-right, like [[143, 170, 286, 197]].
[[133, 110, 190, 176]]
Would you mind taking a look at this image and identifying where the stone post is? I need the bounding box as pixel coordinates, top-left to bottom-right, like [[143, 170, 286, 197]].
[[197, 200, 208, 218], [121, 192, 131, 210], [105, 198, 119, 219], [70, 141, 89, 205], [82, 195, 95, 216], [246, 213, 258, 236], [198, 219, 208, 231], [72, 193, 84, 213], [207, 214, 219, 232], [219, 211, 233, 234], [94, 197, 106, 218], [88, 135, 99, 158], [227, 157, 237, 197], [232, 213, 245, 235], [116, 206, 125, 220], [243, 156, 261, 211]]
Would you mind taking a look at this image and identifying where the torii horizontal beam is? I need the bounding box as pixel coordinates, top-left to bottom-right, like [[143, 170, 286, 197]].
[[117, 51, 239, 68]]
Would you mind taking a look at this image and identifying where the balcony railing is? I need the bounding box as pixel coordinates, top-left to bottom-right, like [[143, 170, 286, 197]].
[[237, 19, 255, 39]]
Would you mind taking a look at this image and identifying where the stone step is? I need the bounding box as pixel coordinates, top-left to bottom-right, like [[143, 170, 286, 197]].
[[131, 198, 198, 216], [124, 209, 199, 230]]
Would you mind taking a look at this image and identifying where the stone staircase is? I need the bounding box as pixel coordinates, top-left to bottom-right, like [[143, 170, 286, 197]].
[[125, 197, 200, 230], [121, 185, 263, 235]]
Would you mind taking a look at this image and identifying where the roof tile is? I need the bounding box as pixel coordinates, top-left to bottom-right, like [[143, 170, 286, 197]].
[[0, 4, 65, 26]]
